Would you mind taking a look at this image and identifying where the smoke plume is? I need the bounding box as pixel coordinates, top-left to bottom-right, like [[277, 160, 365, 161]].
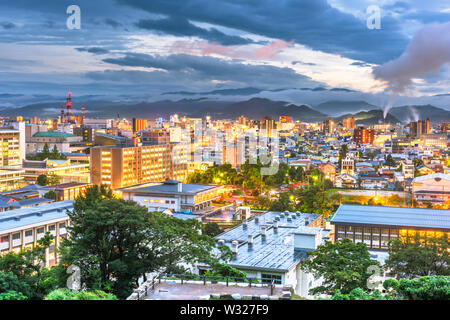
[[372, 22, 450, 117]]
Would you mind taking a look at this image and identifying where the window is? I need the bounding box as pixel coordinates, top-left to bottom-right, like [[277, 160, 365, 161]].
[[59, 223, 66, 229], [12, 233, 21, 240], [261, 274, 282, 285], [48, 225, 56, 231], [25, 230, 33, 237], [371, 228, 380, 248], [37, 227, 45, 234], [0, 235, 9, 243]]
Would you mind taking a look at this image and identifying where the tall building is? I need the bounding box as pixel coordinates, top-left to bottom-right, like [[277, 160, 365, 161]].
[[0, 129, 23, 166], [322, 119, 335, 135], [410, 118, 430, 138], [342, 117, 355, 130], [354, 126, 374, 144], [132, 118, 148, 132], [90, 143, 188, 189]]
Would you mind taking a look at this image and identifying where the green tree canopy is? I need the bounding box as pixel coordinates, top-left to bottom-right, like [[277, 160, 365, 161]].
[[384, 276, 450, 300], [60, 185, 229, 299], [385, 234, 450, 279], [301, 239, 380, 295]]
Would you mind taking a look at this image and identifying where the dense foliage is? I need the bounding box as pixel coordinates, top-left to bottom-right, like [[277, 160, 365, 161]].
[[301, 239, 380, 295], [45, 289, 117, 300], [385, 234, 450, 278], [59, 185, 232, 299]]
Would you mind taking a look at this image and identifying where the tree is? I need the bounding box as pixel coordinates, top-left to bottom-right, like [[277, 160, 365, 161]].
[[36, 174, 48, 186], [60, 185, 227, 299], [301, 239, 380, 295], [385, 154, 396, 168], [0, 233, 54, 299], [45, 289, 117, 300], [385, 234, 450, 279], [338, 144, 348, 170], [330, 288, 391, 300], [36, 174, 60, 186], [203, 222, 222, 237], [384, 276, 450, 300], [0, 272, 32, 299], [42, 143, 50, 158], [43, 191, 57, 200]]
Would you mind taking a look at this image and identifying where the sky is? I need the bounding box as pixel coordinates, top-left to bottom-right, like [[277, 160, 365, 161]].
[[0, 0, 449, 107]]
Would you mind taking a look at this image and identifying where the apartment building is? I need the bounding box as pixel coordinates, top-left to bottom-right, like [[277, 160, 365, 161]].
[[0, 128, 22, 166], [90, 143, 188, 189], [0, 201, 73, 266]]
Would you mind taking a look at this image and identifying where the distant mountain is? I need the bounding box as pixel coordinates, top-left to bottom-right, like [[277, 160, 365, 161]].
[[389, 105, 450, 123], [314, 100, 380, 117], [334, 109, 400, 125], [219, 98, 327, 121], [0, 97, 327, 122]]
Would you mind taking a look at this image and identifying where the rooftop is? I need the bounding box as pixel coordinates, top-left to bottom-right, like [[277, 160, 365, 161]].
[[331, 204, 450, 231], [32, 132, 76, 138], [215, 211, 325, 272], [412, 173, 450, 183], [119, 181, 221, 195], [0, 201, 73, 232]]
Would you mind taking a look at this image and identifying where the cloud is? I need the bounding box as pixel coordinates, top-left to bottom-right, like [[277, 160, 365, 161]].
[[372, 22, 450, 93], [171, 39, 293, 60], [99, 52, 320, 89], [118, 0, 409, 64], [104, 18, 123, 28], [136, 16, 254, 46], [76, 47, 110, 55], [1, 21, 16, 29]]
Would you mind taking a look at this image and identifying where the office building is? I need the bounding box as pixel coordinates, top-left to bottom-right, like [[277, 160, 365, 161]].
[[0, 128, 23, 166], [90, 143, 188, 189], [354, 126, 375, 144], [331, 204, 450, 250]]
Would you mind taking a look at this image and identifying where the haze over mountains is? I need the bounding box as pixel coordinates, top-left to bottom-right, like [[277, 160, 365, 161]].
[[0, 86, 449, 125]]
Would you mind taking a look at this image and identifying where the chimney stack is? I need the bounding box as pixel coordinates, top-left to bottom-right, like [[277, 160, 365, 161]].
[[231, 240, 239, 254], [177, 182, 183, 193]]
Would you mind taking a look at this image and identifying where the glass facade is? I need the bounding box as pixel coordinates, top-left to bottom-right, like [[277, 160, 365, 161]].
[[335, 223, 450, 250]]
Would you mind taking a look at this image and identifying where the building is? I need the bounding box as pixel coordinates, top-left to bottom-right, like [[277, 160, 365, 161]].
[[90, 143, 188, 189], [27, 131, 83, 154], [22, 159, 90, 184], [318, 163, 336, 182], [341, 156, 355, 175], [322, 119, 335, 135], [410, 118, 430, 138], [331, 204, 450, 250], [0, 169, 25, 191], [0, 201, 73, 266], [0, 128, 23, 166], [412, 173, 450, 204], [354, 127, 375, 144], [215, 210, 328, 298], [420, 134, 447, 149], [401, 159, 415, 179], [37, 182, 91, 201], [119, 180, 225, 213], [342, 117, 355, 130]]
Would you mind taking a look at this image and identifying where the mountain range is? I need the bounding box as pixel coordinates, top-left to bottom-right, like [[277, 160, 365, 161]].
[[0, 97, 449, 125]]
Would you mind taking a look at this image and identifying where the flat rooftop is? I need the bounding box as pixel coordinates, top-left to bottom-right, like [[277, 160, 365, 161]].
[[119, 181, 221, 196], [0, 201, 73, 232], [331, 204, 450, 230], [215, 211, 326, 272]]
